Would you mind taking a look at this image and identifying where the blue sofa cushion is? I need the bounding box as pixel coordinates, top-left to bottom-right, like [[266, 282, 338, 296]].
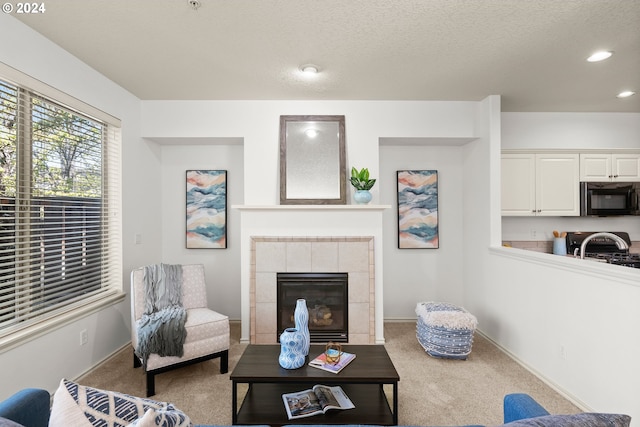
[[0, 389, 50, 427], [503, 393, 550, 422], [502, 413, 631, 427]]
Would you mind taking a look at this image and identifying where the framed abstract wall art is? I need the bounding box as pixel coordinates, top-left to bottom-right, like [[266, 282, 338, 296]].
[[186, 170, 227, 249], [397, 170, 439, 249]]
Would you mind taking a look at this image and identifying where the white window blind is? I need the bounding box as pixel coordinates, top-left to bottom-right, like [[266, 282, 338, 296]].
[[0, 74, 122, 339]]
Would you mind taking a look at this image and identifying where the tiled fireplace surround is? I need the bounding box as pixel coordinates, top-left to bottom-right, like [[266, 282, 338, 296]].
[[250, 236, 375, 344]]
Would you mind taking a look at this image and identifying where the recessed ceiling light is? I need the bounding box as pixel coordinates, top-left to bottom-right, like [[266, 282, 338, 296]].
[[617, 90, 636, 98], [587, 51, 613, 62], [300, 64, 319, 74]]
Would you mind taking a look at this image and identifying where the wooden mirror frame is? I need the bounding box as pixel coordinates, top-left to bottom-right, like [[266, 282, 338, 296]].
[[279, 115, 346, 205]]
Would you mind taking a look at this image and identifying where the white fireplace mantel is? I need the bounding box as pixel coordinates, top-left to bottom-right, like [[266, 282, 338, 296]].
[[232, 204, 391, 211], [235, 204, 390, 344]]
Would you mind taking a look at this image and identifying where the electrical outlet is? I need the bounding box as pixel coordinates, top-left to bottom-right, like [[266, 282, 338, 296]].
[[530, 229, 537, 239], [134, 233, 142, 245], [560, 345, 567, 360], [80, 329, 88, 346]]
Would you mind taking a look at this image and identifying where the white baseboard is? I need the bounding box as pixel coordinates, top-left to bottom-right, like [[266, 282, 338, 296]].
[[74, 342, 131, 383], [475, 329, 591, 412]]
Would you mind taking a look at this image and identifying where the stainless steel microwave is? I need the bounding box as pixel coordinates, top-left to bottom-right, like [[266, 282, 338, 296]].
[[580, 182, 640, 216]]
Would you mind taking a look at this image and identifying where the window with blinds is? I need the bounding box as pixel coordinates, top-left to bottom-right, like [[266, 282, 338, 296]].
[[0, 74, 121, 338]]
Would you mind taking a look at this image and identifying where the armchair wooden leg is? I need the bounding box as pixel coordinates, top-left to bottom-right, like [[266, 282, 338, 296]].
[[133, 350, 141, 368], [146, 372, 155, 397], [220, 349, 229, 374]]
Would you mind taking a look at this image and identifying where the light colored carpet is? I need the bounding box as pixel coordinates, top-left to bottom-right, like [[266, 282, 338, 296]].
[[77, 322, 580, 426]]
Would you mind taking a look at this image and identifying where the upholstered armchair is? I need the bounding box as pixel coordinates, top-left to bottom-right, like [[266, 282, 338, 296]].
[[130, 263, 229, 396]]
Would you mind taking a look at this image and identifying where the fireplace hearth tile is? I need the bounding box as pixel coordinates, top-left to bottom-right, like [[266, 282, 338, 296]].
[[255, 272, 277, 302], [255, 302, 277, 334], [286, 242, 312, 271], [255, 334, 274, 344], [349, 334, 370, 344], [349, 272, 370, 302], [349, 303, 370, 334], [338, 242, 369, 272], [256, 242, 287, 272], [311, 242, 339, 271]]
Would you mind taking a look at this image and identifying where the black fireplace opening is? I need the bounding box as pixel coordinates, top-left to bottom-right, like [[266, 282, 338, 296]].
[[277, 272, 348, 343]]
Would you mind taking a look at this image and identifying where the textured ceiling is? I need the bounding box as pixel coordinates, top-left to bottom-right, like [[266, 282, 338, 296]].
[[13, 0, 640, 112]]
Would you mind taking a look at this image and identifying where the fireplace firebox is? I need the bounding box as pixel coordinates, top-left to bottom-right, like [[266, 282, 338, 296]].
[[277, 272, 348, 343]]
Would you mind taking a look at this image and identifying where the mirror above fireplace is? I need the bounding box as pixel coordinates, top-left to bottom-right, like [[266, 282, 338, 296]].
[[279, 115, 346, 205]]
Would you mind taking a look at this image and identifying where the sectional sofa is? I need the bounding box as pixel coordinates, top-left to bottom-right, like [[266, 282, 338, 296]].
[[0, 386, 631, 427]]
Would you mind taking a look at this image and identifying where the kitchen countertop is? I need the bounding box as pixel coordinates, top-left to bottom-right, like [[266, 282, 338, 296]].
[[503, 240, 639, 255]]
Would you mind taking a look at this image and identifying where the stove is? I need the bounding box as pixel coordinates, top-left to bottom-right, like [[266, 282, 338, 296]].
[[606, 253, 640, 269], [565, 231, 639, 269]]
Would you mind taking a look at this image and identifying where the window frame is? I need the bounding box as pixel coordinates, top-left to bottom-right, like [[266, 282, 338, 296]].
[[0, 62, 124, 353]]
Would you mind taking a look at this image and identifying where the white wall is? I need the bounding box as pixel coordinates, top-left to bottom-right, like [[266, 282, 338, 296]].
[[380, 144, 466, 317], [479, 250, 640, 421], [157, 142, 244, 319], [463, 96, 501, 310], [141, 101, 479, 205], [501, 112, 640, 241], [0, 14, 156, 399], [141, 100, 481, 343], [468, 105, 640, 423], [502, 112, 640, 150]]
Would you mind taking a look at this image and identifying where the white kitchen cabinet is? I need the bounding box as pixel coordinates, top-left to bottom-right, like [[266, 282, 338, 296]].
[[502, 153, 580, 216], [501, 154, 535, 216], [580, 153, 640, 182]]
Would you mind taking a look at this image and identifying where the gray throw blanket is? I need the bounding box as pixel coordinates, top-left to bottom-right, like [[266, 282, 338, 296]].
[[136, 263, 187, 369]]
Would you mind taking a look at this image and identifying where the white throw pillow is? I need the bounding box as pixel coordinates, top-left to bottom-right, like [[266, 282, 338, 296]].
[[127, 407, 191, 427], [48, 379, 191, 427]]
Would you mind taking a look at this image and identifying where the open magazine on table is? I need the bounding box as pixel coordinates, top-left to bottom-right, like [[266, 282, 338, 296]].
[[282, 384, 355, 420], [308, 349, 356, 374]]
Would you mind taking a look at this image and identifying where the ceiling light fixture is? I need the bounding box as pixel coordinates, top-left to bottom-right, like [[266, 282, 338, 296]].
[[187, 0, 201, 10], [300, 64, 319, 74], [617, 90, 636, 98], [587, 51, 613, 62]]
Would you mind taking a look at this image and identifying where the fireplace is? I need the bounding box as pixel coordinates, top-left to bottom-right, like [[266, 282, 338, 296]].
[[277, 272, 348, 342], [249, 235, 378, 344]]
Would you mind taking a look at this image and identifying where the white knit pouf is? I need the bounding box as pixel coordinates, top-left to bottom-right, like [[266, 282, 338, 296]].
[[415, 302, 477, 359]]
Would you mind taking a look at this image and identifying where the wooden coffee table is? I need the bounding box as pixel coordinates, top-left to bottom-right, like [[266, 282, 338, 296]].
[[230, 344, 400, 426]]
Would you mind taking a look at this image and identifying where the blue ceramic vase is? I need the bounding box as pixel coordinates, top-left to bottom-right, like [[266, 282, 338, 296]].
[[353, 190, 372, 204], [278, 328, 306, 369], [294, 298, 310, 356]]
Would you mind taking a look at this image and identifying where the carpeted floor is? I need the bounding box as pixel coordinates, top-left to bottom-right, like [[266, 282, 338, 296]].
[[77, 322, 580, 426]]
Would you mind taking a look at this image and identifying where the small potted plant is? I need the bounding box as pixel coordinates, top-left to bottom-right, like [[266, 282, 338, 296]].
[[350, 167, 376, 204]]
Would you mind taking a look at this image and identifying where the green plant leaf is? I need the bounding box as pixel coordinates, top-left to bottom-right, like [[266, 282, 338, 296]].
[[365, 178, 376, 190], [349, 167, 375, 190]]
